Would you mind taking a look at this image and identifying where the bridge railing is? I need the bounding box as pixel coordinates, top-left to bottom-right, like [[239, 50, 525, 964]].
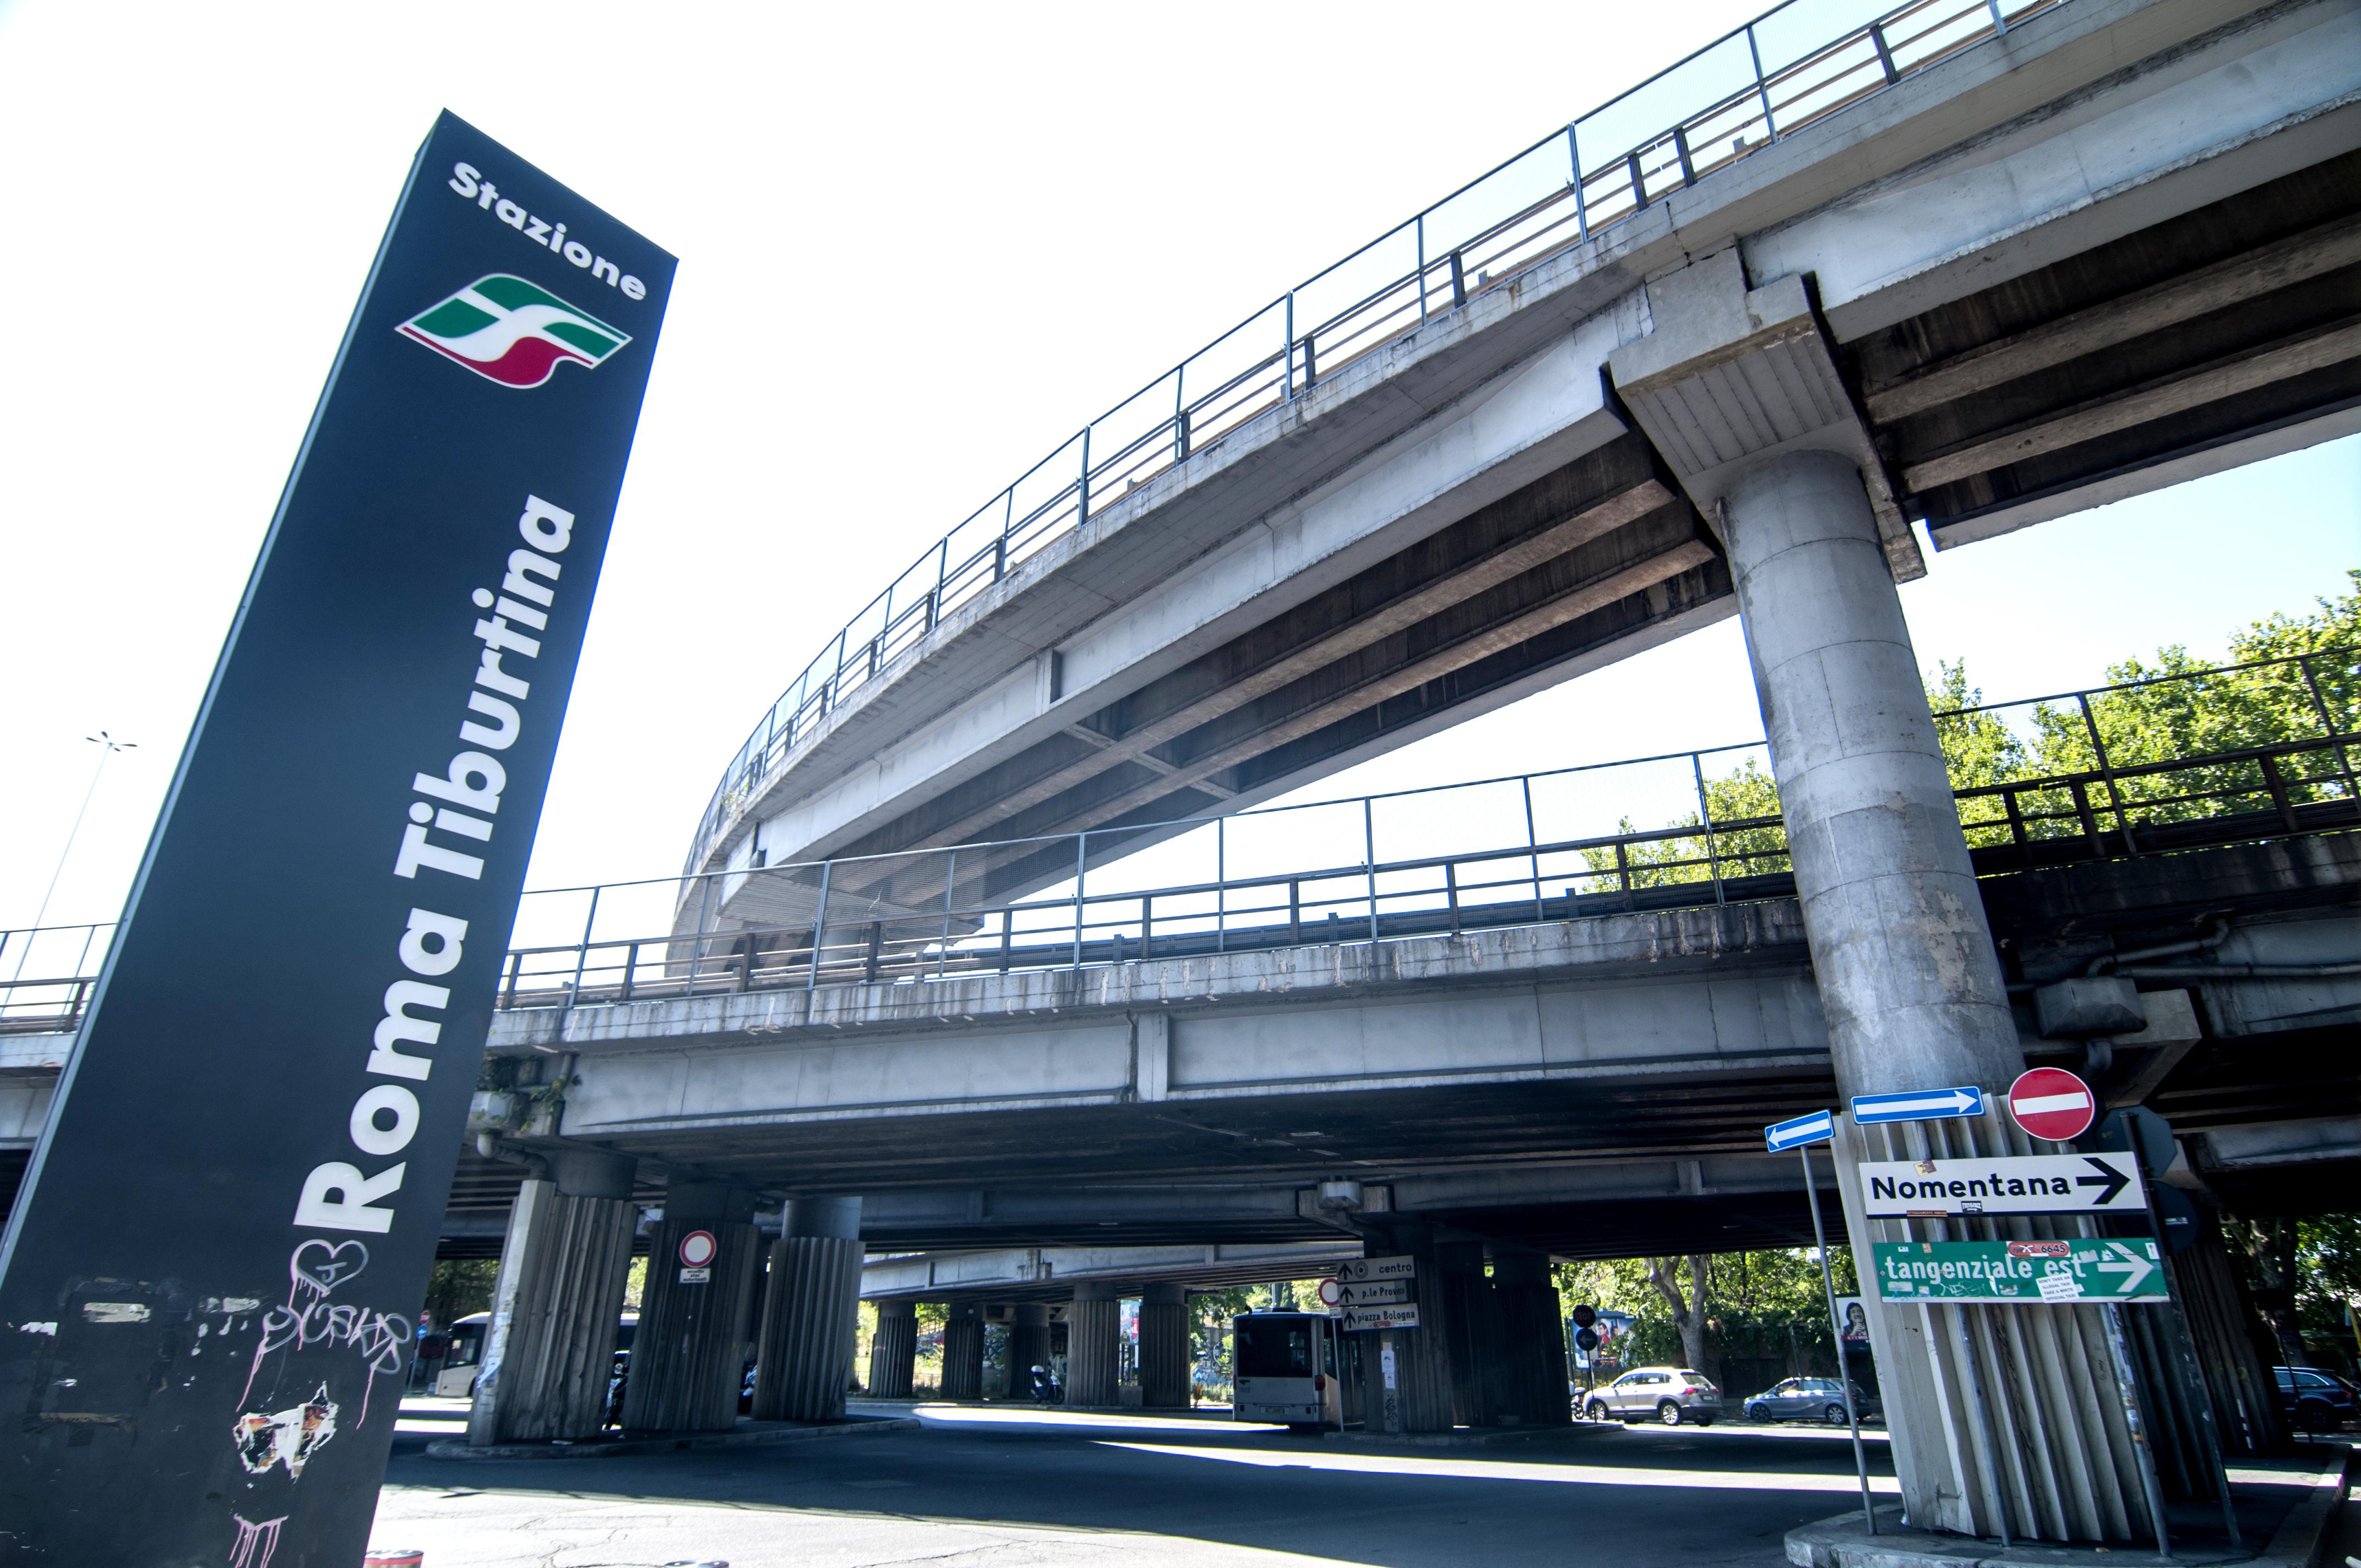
[[6, 650, 2346, 1032], [491, 650, 2354, 1011], [682, 0, 2066, 878]]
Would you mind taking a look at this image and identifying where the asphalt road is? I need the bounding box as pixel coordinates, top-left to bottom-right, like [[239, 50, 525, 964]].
[[372, 1402, 1896, 1567]]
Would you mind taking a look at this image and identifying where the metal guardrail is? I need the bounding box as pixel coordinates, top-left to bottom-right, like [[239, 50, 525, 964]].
[[5, 649, 2347, 1035], [682, 0, 2065, 877]]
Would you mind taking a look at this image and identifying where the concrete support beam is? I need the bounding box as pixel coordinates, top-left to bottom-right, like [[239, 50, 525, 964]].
[[465, 1154, 638, 1447], [1065, 1281, 1122, 1407], [1138, 1283, 1190, 1409], [1007, 1301, 1051, 1401], [867, 1298, 917, 1400], [1726, 447, 2155, 1543], [622, 1181, 761, 1433], [752, 1196, 863, 1423], [941, 1302, 985, 1401], [1490, 1252, 1573, 1428], [1361, 1225, 1455, 1434]]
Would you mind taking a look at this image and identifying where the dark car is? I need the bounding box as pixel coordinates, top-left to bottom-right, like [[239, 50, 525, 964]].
[[1742, 1376, 1877, 1425], [2273, 1366, 2357, 1434]]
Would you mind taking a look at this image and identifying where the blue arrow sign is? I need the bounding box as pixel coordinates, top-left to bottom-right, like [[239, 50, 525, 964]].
[[1766, 1109, 1835, 1152], [1851, 1085, 1987, 1125]]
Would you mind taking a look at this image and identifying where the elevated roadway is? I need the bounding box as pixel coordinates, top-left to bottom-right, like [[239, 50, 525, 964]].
[[679, 0, 2361, 939]]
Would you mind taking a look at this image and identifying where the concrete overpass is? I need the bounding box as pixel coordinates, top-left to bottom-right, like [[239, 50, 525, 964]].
[[3, 0, 2357, 1537], [676, 0, 2361, 943]]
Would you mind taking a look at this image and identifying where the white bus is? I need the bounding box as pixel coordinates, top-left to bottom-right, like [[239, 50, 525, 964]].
[[1232, 1311, 1348, 1432]]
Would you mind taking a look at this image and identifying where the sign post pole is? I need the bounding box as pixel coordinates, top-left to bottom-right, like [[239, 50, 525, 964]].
[[1799, 1143, 1877, 1534]]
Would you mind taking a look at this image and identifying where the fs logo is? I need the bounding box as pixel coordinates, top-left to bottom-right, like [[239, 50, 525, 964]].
[[397, 274, 630, 389]]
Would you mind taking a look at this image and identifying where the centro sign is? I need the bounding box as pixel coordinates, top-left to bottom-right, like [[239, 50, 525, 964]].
[[0, 112, 672, 1564]]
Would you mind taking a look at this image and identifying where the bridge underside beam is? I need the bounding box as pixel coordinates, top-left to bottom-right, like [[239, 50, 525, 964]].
[[1856, 149, 2361, 548]]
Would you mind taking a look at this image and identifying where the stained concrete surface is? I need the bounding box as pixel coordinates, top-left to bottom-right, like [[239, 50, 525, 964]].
[[373, 1401, 1899, 1566]]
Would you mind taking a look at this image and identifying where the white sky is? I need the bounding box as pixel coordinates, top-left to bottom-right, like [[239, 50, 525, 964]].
[[1, 0, 2354, 937]]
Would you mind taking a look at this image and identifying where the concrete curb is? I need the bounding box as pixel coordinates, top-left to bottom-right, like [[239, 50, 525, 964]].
[[1784, 1444, 2354, 1568], [423, 1415, 920, 1461]]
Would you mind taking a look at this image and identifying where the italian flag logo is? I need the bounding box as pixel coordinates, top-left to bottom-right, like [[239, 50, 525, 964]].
[[397, 274, 631, 388]]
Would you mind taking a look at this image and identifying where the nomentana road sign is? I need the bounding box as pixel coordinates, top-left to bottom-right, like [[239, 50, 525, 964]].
[[1858, 1151, 2144, 1217], [679, 1229, 719, 1268], [1336, 1278, 1411, 1306], [1873, 1238, 2168, 1303], [1851, 1085, 1988, 1125], [1342, 1303, 1423, 1332], [1766, 1109, 1835, 1151], [1339, 1255, 1417, 1281], [0, 112, 671, 1564], [2007, 1067, 2098, 1142]]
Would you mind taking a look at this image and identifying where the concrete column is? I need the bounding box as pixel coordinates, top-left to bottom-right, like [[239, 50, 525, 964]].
[[1357, 1226, 1455, 1433], [1137, 1283, 1190, 1408], [1065, 1282, 1121, 1407], [1006, 1302, 1051, 1400], [622, 1181, 762, 1433], [1435, 1240, 1490, 1425], [941, 1302, 986, 1400], [1729, 450, 2146, 1543], [465, 1150, 638, 1447], [1726, 448, 2022, 1097], [867, 1299, 917, 1400], [751, 1196, 863, 1423], [1490, 1252, 1573, 1427]]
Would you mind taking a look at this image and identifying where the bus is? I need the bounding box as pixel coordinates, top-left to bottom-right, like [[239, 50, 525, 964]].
[[428, 1309, 638, 1398], [1231, 1311, 1353, 1432]]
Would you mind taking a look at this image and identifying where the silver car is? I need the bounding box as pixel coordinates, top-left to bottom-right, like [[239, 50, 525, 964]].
[[1585, 1366, 1721, 1426], [1742, 1376, 1874, 1425]]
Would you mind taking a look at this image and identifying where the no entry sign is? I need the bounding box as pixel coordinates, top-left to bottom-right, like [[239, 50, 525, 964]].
[[2008, 1068, 2097, 1142]]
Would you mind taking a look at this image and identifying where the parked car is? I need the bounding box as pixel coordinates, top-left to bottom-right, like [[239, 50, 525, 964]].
[[1742, 1377, 1877, 1425], [1584, 1366, 1721, 1426], [2273, 1366, 2357, 1434]]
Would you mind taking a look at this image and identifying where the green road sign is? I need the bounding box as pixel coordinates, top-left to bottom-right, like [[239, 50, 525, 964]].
[[1873, 1238, 2168, 1304]]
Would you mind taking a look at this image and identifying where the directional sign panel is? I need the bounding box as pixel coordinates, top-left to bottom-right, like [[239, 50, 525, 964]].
[[1338, 1256, 1417, 1282], [1766, 1109, 1834, 1152], [1851, 1085, 1987, 1125], [1858, 1152, 2144, 1217], [1341, 1303, 1423, 1333], [1336, 1278, 1411, 1306], [1872, 1238, 2167, 1303]]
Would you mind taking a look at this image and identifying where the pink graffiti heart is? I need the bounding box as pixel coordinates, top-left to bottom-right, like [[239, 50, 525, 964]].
[[290, 1239, 368, 1295]]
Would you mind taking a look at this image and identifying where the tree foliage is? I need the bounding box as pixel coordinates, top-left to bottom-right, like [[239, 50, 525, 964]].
[[1585, 575, 2357, 879]]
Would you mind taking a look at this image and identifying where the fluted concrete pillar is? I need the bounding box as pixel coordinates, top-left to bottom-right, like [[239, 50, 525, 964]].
[[1138, 1283, 1190, 1408], [868, 1299, 917, 1399], [1490, 1252, 1572, 1427], [622, 1181, 761, 1432], [1731, 450, 2145, 1543], [1356, 1226, 1455, 1433], [1005, 1302, 1051, 1399], [466, 1151, 638, 1446], [942, 1302, 986, 1400], [752, 1196, 863, 1423], [1066, 1282, 1121, 1407]]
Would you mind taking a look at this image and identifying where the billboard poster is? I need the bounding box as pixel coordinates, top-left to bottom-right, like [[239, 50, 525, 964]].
[[0, 111, 672, 1562]]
